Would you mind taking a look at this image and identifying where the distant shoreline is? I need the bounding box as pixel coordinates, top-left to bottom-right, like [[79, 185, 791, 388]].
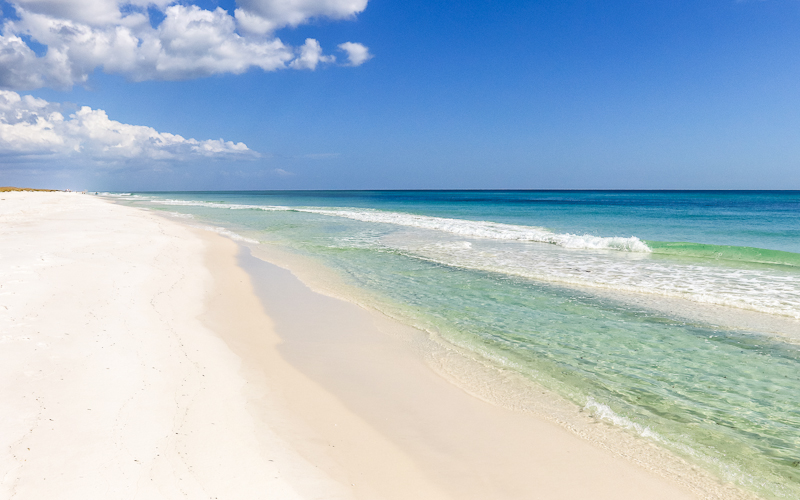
[[0, 187, 60, 192]]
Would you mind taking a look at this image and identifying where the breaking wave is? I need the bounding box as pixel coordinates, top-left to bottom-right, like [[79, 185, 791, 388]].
[[151, 199, 652, 252]]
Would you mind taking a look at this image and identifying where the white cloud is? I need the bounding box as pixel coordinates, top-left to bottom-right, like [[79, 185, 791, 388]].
[[0, 0, 371, 90], [144, 5, 294, 80], [289, 38, 335, 70], [0, 33, 55, 89], [11, 0, 173, 26], [0, 90, 255, 162], [338, 41, 372, 66], [235, 0, 367, 34]]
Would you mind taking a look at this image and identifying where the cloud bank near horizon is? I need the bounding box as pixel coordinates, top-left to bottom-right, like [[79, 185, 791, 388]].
[[0, 90, 255, 163], [0, 0, 373, 90]]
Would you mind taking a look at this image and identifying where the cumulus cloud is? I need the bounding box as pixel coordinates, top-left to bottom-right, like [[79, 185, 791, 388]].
[[235, 0, 367, 34], [0, 0, 371, 90], [290, 38, 335, 70], [338, 41, 372, 66], [11, 0, 173, 27], [0, 33, 56, 89], [0, 90, 255, 162]]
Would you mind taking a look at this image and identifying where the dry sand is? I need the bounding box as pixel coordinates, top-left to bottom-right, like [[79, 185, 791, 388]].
[[0, 192, 333, 499], [0, 192, 713, 499]]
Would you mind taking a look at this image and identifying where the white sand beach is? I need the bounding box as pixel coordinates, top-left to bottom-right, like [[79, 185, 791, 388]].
[[1, 192, 718, 499]]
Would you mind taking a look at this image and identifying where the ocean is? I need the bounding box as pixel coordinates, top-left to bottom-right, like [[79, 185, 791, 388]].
[[111, 190, 800, 499]]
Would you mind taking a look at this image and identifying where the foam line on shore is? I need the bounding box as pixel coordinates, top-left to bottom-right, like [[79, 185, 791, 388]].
[[144, 197, 652, 252]]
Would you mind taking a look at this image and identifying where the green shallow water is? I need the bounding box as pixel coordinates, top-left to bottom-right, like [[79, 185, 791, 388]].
[[648, 241, 800, 268]]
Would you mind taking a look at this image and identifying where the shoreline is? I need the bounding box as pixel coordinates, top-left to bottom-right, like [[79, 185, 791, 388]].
[[234, 244, 709, 499], [234, 229, 759, 500], [1, 192, 753, 499]]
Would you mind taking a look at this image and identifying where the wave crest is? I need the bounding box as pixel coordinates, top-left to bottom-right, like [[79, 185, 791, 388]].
[[151, 199, 652, 253]]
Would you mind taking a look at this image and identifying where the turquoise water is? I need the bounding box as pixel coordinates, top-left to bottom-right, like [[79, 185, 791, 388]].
[[113, 191, 800, 499]]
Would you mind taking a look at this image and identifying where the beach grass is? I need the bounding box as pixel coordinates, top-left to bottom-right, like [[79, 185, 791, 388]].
[[0, 186, 59, 192]]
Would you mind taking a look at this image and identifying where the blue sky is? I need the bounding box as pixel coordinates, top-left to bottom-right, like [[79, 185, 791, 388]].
[[1, 0, 800, 190]]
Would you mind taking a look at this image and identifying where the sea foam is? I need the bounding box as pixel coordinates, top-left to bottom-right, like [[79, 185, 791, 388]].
[[151, 199, 652, 252], [147, 197, 800, 319], [387, 234, 800, 319]]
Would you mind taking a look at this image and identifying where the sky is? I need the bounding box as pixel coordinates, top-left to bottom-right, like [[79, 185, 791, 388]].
[[1, 0, 800, 191]]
